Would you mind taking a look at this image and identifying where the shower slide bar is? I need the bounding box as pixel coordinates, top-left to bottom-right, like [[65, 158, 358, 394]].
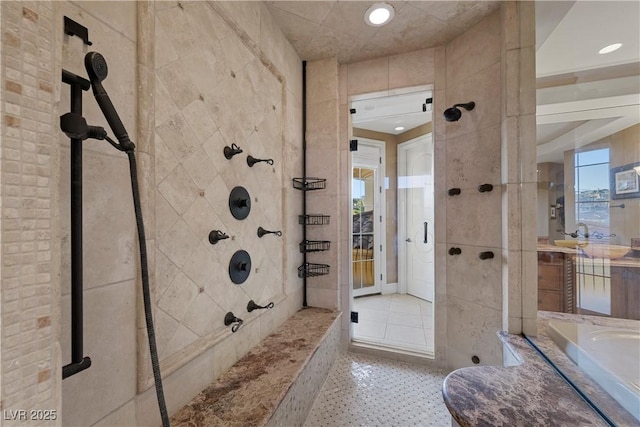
[[61, 69, 92, 379]]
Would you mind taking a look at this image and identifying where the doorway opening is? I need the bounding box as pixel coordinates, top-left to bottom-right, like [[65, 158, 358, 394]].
[[349, 87, 435, 357]]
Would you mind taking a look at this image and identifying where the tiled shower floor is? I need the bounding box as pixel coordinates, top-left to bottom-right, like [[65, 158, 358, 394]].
[[352, 293, 434, 355], [304, 351, 450, 426]]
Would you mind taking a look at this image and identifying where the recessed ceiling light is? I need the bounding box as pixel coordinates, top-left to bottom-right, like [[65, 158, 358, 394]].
[[394, 126, 405, 131], [598, 43, 622, 54], [365, 3, 394, 27]]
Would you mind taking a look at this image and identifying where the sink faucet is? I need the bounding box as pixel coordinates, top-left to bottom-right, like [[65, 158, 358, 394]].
[[576, 222, 589, 239]]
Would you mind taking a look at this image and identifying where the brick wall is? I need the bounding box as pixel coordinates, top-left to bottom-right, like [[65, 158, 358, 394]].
[[1, 1, 60, 424]]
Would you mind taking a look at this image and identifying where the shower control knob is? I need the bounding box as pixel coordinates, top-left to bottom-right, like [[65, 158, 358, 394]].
[[479, 251, 494, 260], [229, 186, 251, 220], [236, 197, 250, 208], [478, 183, 493, 193]]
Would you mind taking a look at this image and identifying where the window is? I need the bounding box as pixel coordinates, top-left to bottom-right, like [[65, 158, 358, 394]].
[[574, 148, 610, 236]]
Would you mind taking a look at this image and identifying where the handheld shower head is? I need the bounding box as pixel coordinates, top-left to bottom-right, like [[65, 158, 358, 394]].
[[443, 101, 475, 122], [84, 52, 134, 152], [84, 51, 108, 83]]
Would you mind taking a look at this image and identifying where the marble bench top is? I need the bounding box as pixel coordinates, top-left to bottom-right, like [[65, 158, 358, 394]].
[[170, 307, 339, 427], [443, 312, 640, 426]]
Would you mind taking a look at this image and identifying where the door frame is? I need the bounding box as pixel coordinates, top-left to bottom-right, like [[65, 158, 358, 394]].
[[351, 139, 386, 298], [397, 133, 434, 299]]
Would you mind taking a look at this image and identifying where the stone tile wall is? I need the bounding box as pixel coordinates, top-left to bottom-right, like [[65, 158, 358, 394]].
[[1, 2, 60, 424], [443, 10, 505, 369], [135, 2, 305, 426], [53, 2, 139, 426], [305, 57, 340, 310]]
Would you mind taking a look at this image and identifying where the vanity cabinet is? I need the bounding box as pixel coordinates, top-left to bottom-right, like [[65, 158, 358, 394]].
[[610, 266, 640, 320], [537, 251, 574, 313]]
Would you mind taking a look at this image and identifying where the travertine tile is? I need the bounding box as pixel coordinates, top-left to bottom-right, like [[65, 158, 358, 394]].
[[154, 307, 181, 357], [446, 189, 502, 248], [182, 146, 219, 190], [445, 10, 501, 87], [181, 241, 220, 287], [445, 62, 502, 140], [389, 48, 435, 89], [446, 124, 501, 189], [61, 282, 137, 426], [154, 17, 179, 70], [306, 99, 339, 136], [259, 3, 286, 72], [447, 244, 502, 311], [182, 100, 218, 144], [158, 164, 198, 215], [307, 58, 339, 103], [502, 249, 523, 321], [521, 249, 539, 321], [183, 293, 226, 337], [93, 400, 137, 427], [81, 151, 136, 289], [156, 112, 200, 163], [347, 57, 389, 96], [158, 272, 200, 322], [156, 4, 198, 56], [157, 61, 200, 110], [158, 219, 201, 268], [447, 296, 503, 369]]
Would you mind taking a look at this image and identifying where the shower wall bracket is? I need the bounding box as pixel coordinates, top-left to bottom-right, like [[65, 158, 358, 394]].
[[61, 69, 93, 379], [64, 16, 92, 46]]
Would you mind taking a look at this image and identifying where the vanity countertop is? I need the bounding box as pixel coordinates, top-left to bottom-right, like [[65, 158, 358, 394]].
[[537, 244, 640, 268], [442, 313, 640, 427]]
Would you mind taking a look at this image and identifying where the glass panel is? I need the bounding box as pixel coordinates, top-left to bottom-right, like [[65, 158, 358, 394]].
[[352, 167, 376, 292], [535, 4, 640, 421]]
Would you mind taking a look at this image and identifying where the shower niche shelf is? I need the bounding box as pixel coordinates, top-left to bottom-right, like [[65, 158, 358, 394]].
[[293, 177, 326, 191], [299, 239, 331, 253], [298, 214, 330, 226], [298, 263, 330, 278]]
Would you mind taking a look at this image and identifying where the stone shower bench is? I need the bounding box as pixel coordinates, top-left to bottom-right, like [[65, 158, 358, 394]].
[[170, 307, 341, 427]]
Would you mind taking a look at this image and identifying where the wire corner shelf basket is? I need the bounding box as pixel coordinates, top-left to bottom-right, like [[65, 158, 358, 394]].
[[292, 177, 326, 191], [298, 263, 330, 278]]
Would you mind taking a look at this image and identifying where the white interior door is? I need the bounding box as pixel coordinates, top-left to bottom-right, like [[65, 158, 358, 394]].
[[398, 135, 434, 302]]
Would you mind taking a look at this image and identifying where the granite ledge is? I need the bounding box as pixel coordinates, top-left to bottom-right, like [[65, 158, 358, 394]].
[[442, 331, 610, 427], [170, 307, 340, 427]]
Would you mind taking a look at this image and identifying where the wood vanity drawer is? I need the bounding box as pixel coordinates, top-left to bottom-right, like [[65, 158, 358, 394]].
[[538, 251, 564, 265], [538, 265, 563, 290], [538, 290, 562, 312]]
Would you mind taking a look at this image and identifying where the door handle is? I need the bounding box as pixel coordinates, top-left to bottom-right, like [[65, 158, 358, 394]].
[[424, 222, 428, 244], [406, 238, 412, 242]]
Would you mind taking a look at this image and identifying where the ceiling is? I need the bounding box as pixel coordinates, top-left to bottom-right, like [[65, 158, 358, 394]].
[[535, 1, 640, 164], [351, 90, 433, 135], [265, 1, 500, 63], [265, 1, 640, 163]]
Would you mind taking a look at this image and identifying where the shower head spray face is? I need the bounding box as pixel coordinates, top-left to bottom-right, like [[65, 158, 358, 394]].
[[443, 101, 475, 122], [443, 107, 462, 122], [84, 52, 108, 83]]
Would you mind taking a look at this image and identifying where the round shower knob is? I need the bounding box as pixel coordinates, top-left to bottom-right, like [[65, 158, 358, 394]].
[[229, 186, 251, 220], [229, 250, 251, 284]]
